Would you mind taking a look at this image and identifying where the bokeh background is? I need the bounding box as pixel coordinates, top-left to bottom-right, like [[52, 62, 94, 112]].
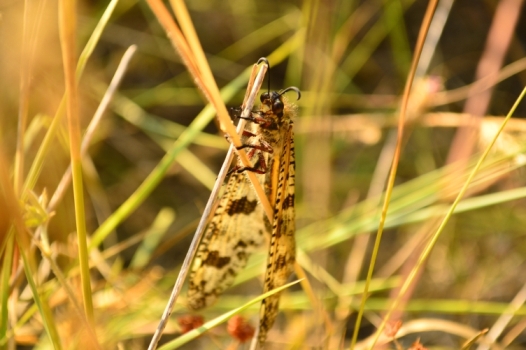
[[2, 0, 526, 348]]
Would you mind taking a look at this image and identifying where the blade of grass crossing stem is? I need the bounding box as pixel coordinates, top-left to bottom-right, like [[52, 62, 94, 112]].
[[148, 0, 274, 221], [350, 1, 439, 349], [157, 280, 302, 350], [370, 89, 526, 347]]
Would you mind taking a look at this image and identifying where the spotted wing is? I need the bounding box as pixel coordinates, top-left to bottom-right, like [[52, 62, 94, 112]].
[[187, 170, 266, 310]]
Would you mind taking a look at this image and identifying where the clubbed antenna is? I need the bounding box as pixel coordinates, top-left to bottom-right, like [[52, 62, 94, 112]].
[[279, 86, 301, 101]]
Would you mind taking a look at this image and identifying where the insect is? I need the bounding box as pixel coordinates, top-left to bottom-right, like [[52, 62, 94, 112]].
[[187, 80, 300, 346]]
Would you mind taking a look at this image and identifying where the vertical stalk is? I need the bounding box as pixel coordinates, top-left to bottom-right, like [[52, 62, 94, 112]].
[[58, 0, 94, 324]]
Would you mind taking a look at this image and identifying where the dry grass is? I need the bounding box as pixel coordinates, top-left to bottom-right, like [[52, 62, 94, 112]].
[[1, 0, 526, 349]]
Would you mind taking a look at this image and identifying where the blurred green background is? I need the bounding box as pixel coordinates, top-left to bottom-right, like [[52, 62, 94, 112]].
[[2, 0, 526, 348]]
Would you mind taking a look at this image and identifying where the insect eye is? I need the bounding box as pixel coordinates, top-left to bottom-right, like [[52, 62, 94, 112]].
[[272, 99, 284, 115], [260, 92, 270, 103]]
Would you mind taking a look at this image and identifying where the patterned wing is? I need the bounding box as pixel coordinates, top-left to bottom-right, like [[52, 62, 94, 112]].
[[187, 170, 267, 310], [257, 124, 296, 345]]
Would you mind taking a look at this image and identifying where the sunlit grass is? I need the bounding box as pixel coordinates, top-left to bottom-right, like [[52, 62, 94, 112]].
[[1, 0, 526, 349]]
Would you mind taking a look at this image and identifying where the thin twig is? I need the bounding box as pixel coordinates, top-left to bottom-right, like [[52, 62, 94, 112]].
[[350, 0, 439, 348], [146, 0, 273, 221], [147, 61, 268, 350], [49, 45, 137, 211]]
